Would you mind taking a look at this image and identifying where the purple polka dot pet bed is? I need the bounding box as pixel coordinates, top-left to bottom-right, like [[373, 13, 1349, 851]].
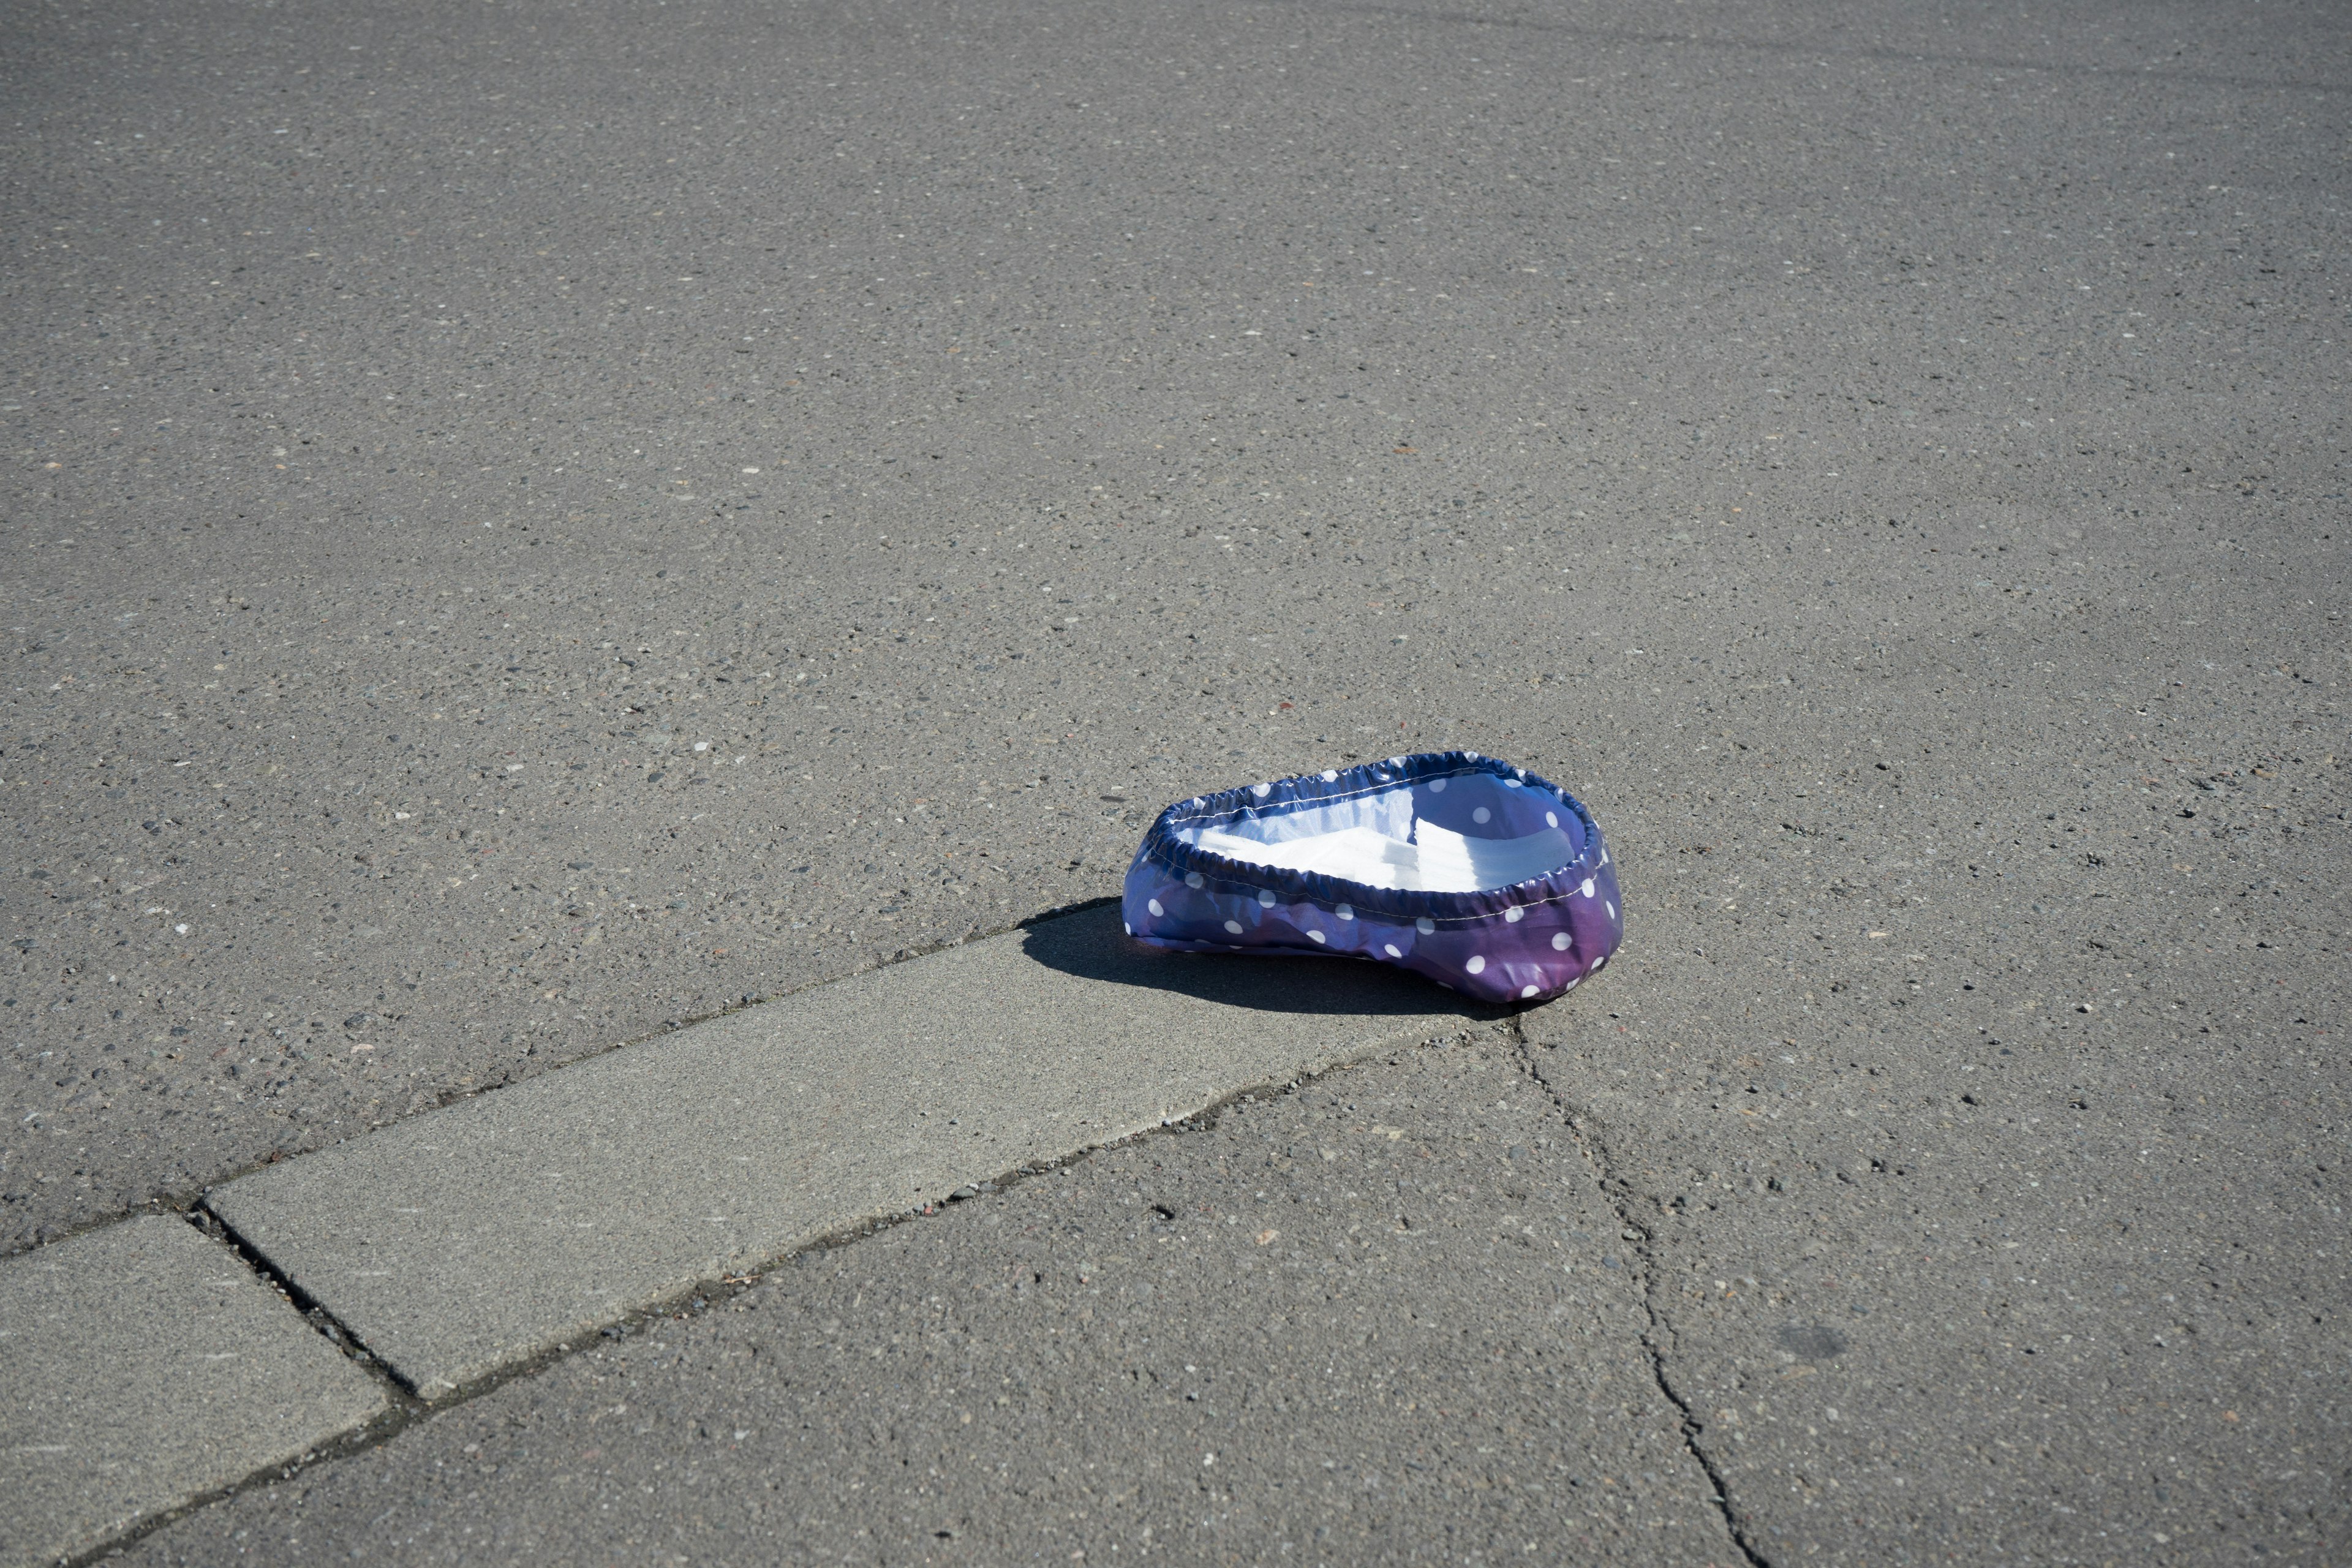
[[1120, 750, 1623, 1005]]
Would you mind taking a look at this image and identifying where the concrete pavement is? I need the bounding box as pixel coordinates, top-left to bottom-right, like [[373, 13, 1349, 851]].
[[9, 0, 2342, 1259], [129, 1034, 1748, 1567], [3, 0, 2346, 1559], [209, 905, 1471, 1401], [0, 1217, 382, 1568]]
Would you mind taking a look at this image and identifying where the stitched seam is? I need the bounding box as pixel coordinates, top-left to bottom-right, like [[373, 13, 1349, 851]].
[[1161, 764, 1589, 847], [1136, 755, 1609, 927], [1161, 761, 1521, 829], [1133, 841, 1607, 926]]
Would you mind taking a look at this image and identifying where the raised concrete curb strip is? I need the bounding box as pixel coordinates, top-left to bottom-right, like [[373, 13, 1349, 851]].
[[209, 907, 1476, 1400], [0, 1216, 387, 1568]]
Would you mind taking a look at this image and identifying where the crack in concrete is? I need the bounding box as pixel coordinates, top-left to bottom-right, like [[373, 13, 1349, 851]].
[[1508, 1017, 1774, 1568]]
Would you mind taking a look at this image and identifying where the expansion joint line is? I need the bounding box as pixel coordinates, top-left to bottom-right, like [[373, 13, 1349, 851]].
[[1504, 1018, 1774, 1568], [50, 1210, 429, 1568], [187, 1203, 425, 1411]]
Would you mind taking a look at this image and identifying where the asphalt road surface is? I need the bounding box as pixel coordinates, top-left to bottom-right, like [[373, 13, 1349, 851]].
[[6, 0, 2348, 1559]]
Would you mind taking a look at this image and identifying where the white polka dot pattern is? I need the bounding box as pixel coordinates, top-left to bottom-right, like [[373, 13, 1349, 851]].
[[1118, 749, 1624, 1006]]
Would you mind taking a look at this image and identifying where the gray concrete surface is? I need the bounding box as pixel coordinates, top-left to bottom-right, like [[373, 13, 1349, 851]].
[[0, 1215, 384, 1568], [131, 1034, 1752, 1567], [1521, 938, 2349, 1562], [15, 0, 2342, 1262], [208, 907, 1473, 1401], [3, 0, 2347, 1559]]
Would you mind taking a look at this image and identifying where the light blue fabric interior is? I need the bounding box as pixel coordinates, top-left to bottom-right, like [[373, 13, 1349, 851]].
[[1174, 772, 1577, 893], [1175, 786, 1416, 849]]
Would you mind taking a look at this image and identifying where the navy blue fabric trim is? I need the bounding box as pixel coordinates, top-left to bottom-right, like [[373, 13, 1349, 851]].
[[1133, 750, 1604, 925]]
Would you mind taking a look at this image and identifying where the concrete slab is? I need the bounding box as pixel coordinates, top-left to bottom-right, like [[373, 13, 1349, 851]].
[[1520, 943, 2352, 1563], [127, 1034, 1737, 1567], [0, 1216, 385, 1568], [207, 906, 1477, 1400]]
